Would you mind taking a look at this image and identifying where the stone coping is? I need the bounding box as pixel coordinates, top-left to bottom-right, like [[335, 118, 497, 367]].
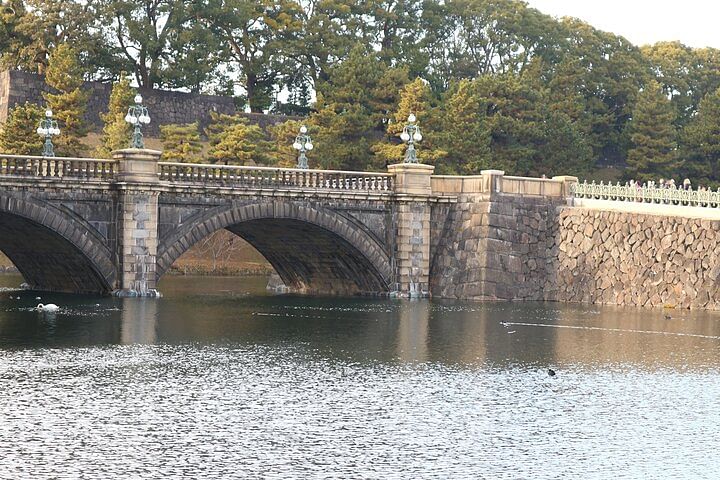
[[571, 197, 720, 220]]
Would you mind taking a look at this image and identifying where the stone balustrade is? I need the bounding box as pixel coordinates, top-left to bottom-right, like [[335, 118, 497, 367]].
[[0, 154, 116, 180], [158, 162, 394, 192]]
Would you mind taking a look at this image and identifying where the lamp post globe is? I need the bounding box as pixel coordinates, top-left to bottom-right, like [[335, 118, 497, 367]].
[[401, 113, 421, 164], [37, 108, 60, 157], [126, 93, 150, 148], [293, 125, 313, 169]]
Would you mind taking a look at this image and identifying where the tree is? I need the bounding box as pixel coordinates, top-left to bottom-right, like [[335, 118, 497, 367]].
[[97, 0, 213, 89], [160, 123, 202, 163], [682, 88, 720, 184], [205, 114, 270, 165], [434, 79, 491, 174], [43, 44, 89, 157], [373, 78, 446, 166], [311, 45, 408, 171], [626, 81, 678, 181], [290, 0, 369, 91], [0, 0, 106, 76], [0, 102, 44, 155], [472, 73, 546, 175], [418, 0, 561, 91], [641, 42, 695, 127], [97, 76, 135, 157], [547, 17, 649, 166], [198, 0, 302, 112]]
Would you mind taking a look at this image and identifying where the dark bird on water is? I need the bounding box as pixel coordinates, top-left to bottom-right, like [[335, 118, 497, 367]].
[[664, 314, 672, 320], [547, 368, 556, 377]]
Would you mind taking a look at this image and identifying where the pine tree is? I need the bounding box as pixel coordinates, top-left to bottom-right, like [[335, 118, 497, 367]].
[[310, 45, 408, 171], [97, 76, 135, 157], [0, 102, 44, 155], [43, 43, 89, 157], [435, 79, 491, 174], [206, 115, 269, 166], [626, 81, 678, 181], [160, 123, 202, 163], [681, 88, 720, 184], [372, 78, 447, 167]]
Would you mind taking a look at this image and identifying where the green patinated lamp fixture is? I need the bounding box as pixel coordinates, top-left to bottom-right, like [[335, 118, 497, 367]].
[[124, 94, 151, 148], [36, 109, 60, 157], [400, 113, 422, 164], [293, 125, 313, 169]]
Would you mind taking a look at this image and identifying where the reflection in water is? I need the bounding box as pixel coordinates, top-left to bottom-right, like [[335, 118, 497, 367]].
[[396, 299, 430, 362], [0, 274, 720, 478], [120, 298, 158, 344]]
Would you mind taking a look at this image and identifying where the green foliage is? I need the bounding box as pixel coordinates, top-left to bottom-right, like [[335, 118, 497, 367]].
[[0, 102, 44, 155], [0, 0, 104, 76], [681, 88, 720, 185], [160, 123, 202, 163], [205, 113, 270, 165], [198, 0, 303, 111], [626, 81, 679, 181], [311, 45, 409, 170], [435, 79, 491, 174], [97, 76, 135, 157], [43, 44, 88, 157]]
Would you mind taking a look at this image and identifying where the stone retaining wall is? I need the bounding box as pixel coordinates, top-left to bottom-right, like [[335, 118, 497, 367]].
[[550, 208, 720, 309], [430, 193, 563, 301]]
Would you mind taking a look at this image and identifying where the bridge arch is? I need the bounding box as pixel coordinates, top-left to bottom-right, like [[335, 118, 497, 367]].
[[0, 193, 116, 294], [157, 200, 393, 295]]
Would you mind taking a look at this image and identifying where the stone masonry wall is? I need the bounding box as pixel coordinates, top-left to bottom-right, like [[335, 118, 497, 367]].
[[549, 208, 720, 309], [0, 70, 294, 136], [430, 193, 563, 300]]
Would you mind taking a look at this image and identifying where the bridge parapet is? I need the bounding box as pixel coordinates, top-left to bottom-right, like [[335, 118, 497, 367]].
[[430, 169, 571, 198], [0, 153, 116, 180], [159, 162, 394, 193]]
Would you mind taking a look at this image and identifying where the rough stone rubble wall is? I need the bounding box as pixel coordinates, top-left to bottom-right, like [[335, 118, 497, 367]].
[[430, 193, 563, 301], [550, 208, 720, 309]]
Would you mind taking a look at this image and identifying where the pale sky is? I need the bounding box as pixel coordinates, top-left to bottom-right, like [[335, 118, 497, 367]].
[[526, 0, 720, 48]]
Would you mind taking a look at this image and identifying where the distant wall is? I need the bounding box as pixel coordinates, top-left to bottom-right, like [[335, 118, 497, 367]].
[[0, 70, 294, 136]]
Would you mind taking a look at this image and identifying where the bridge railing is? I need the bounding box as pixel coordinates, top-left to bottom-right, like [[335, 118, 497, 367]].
[[0, 154, 116, 180], [572, 180, 720, 208], [158, 162, 394, 192]]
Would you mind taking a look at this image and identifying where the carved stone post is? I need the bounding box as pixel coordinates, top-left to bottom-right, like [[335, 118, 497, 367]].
[[552, 175, 579, 205], [112, 148, 162, 297], [480, 169, 505, 194], [387, 163, 435, 298]]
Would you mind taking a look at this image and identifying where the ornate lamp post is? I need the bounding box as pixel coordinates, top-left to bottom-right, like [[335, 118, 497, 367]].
[[400, 113, 422, 164], [36, 109, 60, 157], [292, 125, 313, 169], [124, 94, 151, 148]]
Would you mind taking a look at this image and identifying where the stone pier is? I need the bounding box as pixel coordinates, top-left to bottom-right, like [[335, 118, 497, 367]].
[[112, 148, 162, 297]]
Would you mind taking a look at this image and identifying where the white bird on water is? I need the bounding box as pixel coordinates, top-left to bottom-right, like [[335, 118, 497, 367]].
[[36, 303, 60, 313]]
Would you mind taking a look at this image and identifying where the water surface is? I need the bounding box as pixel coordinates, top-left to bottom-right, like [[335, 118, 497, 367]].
[[1, 274, 719, 479]]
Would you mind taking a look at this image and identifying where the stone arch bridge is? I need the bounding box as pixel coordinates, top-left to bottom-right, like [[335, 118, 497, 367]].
[[0, 149, 564, 296], [0, 149, 582, 301]]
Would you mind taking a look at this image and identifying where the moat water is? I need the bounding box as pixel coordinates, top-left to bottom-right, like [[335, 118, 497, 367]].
[[0, 274, 719, 479]]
